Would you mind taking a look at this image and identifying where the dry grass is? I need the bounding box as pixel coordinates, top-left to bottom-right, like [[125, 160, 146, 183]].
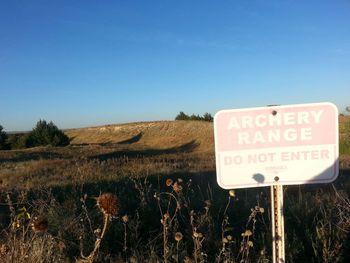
[[0, 149, 215, 190], [0, 119, 350, 262], [1, 174, 349, 262], [0, 121, 217, 190]]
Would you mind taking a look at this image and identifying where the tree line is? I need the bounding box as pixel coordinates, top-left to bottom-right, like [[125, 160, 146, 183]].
[[0, 120, 69, 150], [175, 111, 213, 122]]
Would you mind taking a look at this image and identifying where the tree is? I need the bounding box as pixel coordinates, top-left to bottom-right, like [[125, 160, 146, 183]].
[[27, 120, 70, 147], [0, 125, 9, 150], [175, 111, 190, 120], [203, 112, 213, 122], [7, 133, 30, 149], [189, 114, 202, 121], [175, 111, 213, 122]]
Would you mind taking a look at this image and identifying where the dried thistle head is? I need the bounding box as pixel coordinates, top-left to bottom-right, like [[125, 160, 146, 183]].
[[241, 229, 252, 237], [172, 182, 182, 193], [31, 215, 49, 232], [163, 213, 170, 220], [166, 178, 173, 186], [174, 232, 183, 242], [97, 193, 119, 217], [122, 215, 129, 223], [193, 231, 203, 238]]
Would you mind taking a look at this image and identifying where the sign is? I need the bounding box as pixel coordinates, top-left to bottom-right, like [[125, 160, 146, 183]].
[[214, 102, 339, 189]]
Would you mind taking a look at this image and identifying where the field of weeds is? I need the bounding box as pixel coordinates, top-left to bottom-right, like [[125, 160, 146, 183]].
[[0, 120, 350, 262]]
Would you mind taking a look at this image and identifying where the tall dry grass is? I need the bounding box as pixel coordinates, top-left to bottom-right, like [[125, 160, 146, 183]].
[[1, 170, 349, 262], [0, 119, 349, 262]]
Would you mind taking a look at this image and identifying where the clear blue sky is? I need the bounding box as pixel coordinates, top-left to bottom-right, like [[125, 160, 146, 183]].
[[1, 0, 349, 131]]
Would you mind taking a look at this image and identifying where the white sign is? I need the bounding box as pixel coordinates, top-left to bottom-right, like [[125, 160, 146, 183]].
[[214, 102, 339, 189]]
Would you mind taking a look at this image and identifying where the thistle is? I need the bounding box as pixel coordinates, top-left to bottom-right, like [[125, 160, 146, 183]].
[[31, 216, 49, 232], [174, 232, 183, 242], [80, 193, 119, 263], [97, 193, 119, 217]]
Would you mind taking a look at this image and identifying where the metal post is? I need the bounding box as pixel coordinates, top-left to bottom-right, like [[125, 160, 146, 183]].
[[270, 185, 285, 263]]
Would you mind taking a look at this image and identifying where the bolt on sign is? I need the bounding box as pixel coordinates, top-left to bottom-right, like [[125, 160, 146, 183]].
[[214, 102, 339, 189]]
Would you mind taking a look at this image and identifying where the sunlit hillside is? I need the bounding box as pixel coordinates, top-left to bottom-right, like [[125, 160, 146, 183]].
[[65, 120, 214, 153]]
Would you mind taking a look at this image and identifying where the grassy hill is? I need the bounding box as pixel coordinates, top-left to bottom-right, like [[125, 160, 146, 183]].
[[65, 120, 214, 153], [0, 121, 217, 189], [65, 117, 350, 168], [68, 116, 349, 152]]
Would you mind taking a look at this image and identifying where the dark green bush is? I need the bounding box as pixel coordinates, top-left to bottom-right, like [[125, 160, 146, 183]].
[[0, 125, 10, 150], [203, 112, 213, 122], [340, 118, 350, 155], [175, 111, 190, 120], [7, 133, 30, 149], [175, 112, 213, 122], [26, 120, 70, 147]]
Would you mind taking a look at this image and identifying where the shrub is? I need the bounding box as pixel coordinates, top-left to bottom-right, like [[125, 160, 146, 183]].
[[7, 133, 30, 149], [175, 111, 190, 121], [189, 114, 202, 121], [340, 117, 350, 155], [175, 112, 213, 122], [0, 125, 9, 150], [26, 120, 70, 147], [203, 112, 213, 122]]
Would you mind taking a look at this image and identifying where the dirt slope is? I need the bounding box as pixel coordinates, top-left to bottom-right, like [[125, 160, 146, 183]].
[[65, 121, 214, 153], [66, 116, 350, 153]]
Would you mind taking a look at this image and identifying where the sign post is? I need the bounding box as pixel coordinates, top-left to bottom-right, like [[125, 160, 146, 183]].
[[214, 102, 339, 262], [271, 185, 285, 263]]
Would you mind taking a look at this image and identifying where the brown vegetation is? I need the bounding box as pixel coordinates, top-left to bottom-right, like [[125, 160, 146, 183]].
[[0, 120, 349, 262]]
